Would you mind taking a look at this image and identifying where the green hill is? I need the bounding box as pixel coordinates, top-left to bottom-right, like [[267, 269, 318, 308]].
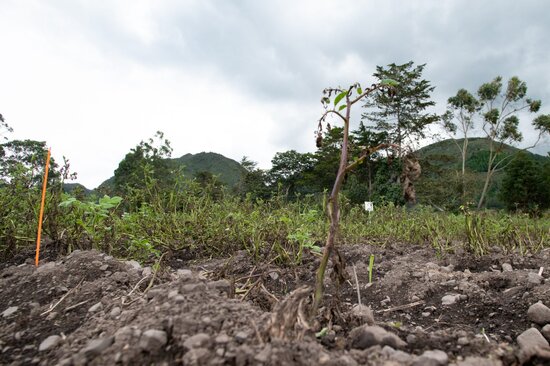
[[169, 152, 245, 188], [97, 152, 245, 191], [415, 138, 549, 209]]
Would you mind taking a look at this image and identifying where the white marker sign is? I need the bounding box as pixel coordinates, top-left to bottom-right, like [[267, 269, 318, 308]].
[[364, 201, 374, 212]]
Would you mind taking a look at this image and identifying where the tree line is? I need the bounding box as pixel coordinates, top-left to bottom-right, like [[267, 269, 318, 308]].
[[1, 61, 549, 213]]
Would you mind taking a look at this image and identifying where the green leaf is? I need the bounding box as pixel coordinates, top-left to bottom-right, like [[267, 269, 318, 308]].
[[316, 327, 328, 338], [338, 104, 347, 111], [380, 78, 399, 87], [333, 91, 347, 106], [357, 87, 363, 94]]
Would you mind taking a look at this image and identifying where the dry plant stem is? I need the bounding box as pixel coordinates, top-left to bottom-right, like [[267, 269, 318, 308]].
[[41, 279, 83, 316], [312, 99, 351, 316], [352, 265, 361, 306], [375, 300, 425, 314]]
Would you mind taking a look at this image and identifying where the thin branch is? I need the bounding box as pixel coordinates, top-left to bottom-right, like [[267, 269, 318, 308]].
[[345, 143, 399, 173], [319, 109, 346, 124]]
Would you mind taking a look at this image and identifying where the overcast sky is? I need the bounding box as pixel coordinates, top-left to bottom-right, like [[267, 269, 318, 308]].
[[1, 1, 550, 188]]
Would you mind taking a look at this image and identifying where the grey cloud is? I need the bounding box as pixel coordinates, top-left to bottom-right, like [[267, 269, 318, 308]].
[[40, 1, 550, 156]]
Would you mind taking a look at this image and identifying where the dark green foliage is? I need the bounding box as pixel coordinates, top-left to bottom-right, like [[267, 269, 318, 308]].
[[268, 150, 315, 198], [0, 140, 60, 187], [171, 152, 245, 188], [499, 152, 548, 213], [235, 157, 271, 200], [362, 61, 439, 148], [112, 132, 173, 202]]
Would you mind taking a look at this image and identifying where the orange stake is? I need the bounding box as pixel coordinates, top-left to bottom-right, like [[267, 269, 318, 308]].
[[35, 148, 51, 267]]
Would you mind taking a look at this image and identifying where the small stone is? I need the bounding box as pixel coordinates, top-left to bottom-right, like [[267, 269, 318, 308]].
[[174, 295, 186, 303], [177, 269, 193, 279], [207, 280, 232, 295], [542, 324, 550, 341], [457, 337, 469, 346], [182, 348, 209, 365], [406, 334, 417, 344], [411, 295, 420, 302], [527, 302, 550, 325], [517, 327, 549, 363], [88, 302, 103, 313], [142, 267, 152, 277], [140, 330, 168, 353], [422, 312, 431, 317], [456, 356, 503, 366], [351, 304, 375, 325], [39, 335, 62, 352], [181, 283, 206, 293], [2, 306, 19, 320], [349, 325, 407, 350], [125, 260, 141, 270], [81, 336, 114, 358], [413, 349, 448, 366], [501, 263, 513, 272], [215, 334, 231, 344], [441, 294, 460, 306], [527, 272, 543, 285], [382, 345, 413, 362], [268, 271, 279, 281], [168, 290, 179, 299], [99, 264, 109, 271], [109, 307, 121, 318], [184, 333, 211, 350], [234, 331, 248, 343]]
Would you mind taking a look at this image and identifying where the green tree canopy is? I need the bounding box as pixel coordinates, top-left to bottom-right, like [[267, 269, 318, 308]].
[[499, 152, 547, 212], [268, 150, 315, 197], [112, 131, 173, 198], [362, 61, 439, 150]]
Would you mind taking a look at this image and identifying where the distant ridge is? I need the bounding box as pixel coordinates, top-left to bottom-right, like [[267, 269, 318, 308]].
[[95, 151, 245, 191]]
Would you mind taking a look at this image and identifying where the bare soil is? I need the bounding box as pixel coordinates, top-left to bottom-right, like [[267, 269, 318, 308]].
[[1, 242, 550, 365]]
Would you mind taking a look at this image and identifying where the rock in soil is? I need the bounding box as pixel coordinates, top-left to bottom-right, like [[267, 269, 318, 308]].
[[348, 325, 407, 350], [413, 349, 449, 366], [517, 327, 550, 363], [542, 324, 550, 341], [526, 301, 550, 325], [38, 335, 62, 352], [139, 329, 168, 353]]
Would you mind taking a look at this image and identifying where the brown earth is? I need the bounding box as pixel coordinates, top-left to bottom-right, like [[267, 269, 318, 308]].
[[1, 242, 550, 365]]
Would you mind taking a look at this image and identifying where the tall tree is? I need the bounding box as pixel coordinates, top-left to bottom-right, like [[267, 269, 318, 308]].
[[235, 157, 271, 200], [268, 150, 315, 198], [362, 61, 439, 152], [350, 122, 388, 201], [475, 76, 550, 208], [441, 89, 479, 202], [499, 152, 546, 212], [0, 139, 60, 187], [112, 131, 173, 199]]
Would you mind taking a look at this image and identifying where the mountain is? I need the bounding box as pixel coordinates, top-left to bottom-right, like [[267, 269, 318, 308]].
[[97, 152, 245, 191], [63, 182, 94, 196], [169, 152, 245, 187], [415, 138, 549, 208]]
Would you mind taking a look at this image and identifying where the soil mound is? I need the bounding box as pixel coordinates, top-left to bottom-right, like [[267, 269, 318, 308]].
[[1, 245, 550, 365]]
